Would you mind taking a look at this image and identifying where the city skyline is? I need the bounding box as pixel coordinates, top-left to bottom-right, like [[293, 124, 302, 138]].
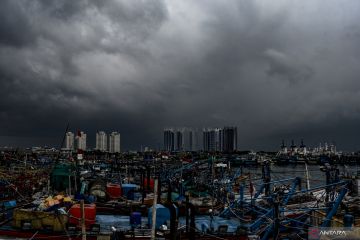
[[64, 130, 121, 152], [0, 126, 351, 152], [1, 1, 360, 151]]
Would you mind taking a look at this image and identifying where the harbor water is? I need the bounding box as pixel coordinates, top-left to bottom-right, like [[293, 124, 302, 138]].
[[236, 164, 360, 186]]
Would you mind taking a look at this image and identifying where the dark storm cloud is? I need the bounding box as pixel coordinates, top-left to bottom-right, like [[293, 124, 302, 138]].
[[37, 0, 89, 19], [0, 0, 36, 47], [264, 49, 314, 84], [1, 0, 360, 150]]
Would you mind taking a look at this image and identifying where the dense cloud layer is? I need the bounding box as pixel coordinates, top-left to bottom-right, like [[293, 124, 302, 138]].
[[1, 0, 360, 150]]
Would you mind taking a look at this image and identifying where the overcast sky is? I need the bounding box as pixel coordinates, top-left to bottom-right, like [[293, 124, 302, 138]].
[[1, 0, 360, 151]]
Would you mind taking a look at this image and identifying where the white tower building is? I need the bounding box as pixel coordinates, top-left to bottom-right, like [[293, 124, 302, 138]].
[[75, 131, 87, 151], [96, 131, 107, 152], [109, 132, 121, 153], [65, 132, 74, 150]]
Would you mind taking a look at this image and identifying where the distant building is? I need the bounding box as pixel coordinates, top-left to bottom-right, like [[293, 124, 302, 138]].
[[202, 127, 237, 152], [194, 129, 202, 151], [222, 126, 237, 152], [164, 128, 175, 152], [214, 128, 223, 151], [164, 127, 200, 152], [188, 131, 193, 151], [65, 132, 74, 150], [203, 128, 223, 152], [109, 132, 121, 153], [96, 131, 107, 152], [203, 128, 214, 151], [183, 128, 197, 151], [165, 126, 237, 152], [75, 131, 87, 151], [144, 146, 152, 152], [176, 129, 184, 151]]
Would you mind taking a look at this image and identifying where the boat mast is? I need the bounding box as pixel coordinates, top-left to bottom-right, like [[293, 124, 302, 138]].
[[151, 178, 159, 240], [305, 162, 310, 190]]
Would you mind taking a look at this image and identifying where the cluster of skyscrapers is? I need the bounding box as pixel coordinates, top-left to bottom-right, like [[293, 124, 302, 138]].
[[64, 127, 236, 153], [65, 131, 87, 151], [65, 131, 121, 153], [96, 131, 121, 153], [164, 126, 237, 152], [164, 128, 201, 152]]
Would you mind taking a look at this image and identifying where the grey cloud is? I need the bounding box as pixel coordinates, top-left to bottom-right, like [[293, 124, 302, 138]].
[[1, 0, 360, 151], [264, 49, 314, 83], [0, 0, 36, 47], [36, 0, 89, 20]]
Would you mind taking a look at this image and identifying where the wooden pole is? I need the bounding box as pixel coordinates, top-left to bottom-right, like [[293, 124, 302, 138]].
[[74, 172, 77, 193], [151, 178, 158, 240], [305, 162, 311, 190], [80, 200, 86, 240], [47, 179, 50, 194], [68, 175, 71, 195]]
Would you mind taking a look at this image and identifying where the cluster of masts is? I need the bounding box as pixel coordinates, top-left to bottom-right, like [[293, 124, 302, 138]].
[[280, 140, 337, 155]]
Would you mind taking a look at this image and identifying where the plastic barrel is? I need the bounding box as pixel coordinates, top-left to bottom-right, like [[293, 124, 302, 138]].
[[130, 212, 142, 226]]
